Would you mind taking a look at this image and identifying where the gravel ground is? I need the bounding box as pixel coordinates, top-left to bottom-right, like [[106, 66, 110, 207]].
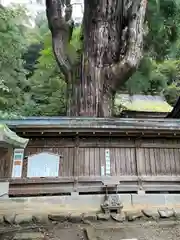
[[1, 221, 180, 240]]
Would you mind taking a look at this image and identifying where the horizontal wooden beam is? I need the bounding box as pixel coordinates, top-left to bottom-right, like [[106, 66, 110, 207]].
[[9, 184, 138, 196], [9, 180, 180, 196], [9, 175, 180, 185], [14, 128, 180, 136], [9, 177, 75, 184], [139, 143, 180, 149], [25, 143, 180, 149]]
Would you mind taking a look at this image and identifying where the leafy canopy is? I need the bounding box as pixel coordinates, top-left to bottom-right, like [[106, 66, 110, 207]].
[[1, 0, 180, 118]]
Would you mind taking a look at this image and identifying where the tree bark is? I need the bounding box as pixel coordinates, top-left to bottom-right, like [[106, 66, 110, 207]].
[[166, 96, 180, 118], [46, 0, 147, 117]]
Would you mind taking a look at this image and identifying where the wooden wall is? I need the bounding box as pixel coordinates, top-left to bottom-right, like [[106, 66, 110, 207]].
[[21, 137, 180, 178], [136, 139, 180, 177]]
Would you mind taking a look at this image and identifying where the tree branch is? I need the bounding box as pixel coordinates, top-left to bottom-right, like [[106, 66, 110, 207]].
[[167, 96, 180, 118], [110, 0, 147, 90], [46, 0, 74, 79]]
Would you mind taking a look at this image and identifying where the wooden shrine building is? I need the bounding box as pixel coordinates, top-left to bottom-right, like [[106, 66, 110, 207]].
[[1, 117, 180, 197]]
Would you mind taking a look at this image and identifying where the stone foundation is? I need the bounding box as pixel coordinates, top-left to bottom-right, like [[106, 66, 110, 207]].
[[1, 207, 180, 225], [0, 194, 180, 224]]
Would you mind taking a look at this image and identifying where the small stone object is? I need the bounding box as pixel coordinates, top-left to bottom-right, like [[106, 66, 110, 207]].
[[33, 214, 49, 224], [0, 214, 4, 224], [142, 209, 159, 219], [111, 212, 126, 222], [14, 214, 33, 224], [13, 232, 44, 240], [126, 210, 143, 221], [82, 213, 97, 222], [69, 213, 83, 223], [97, 213, 110, 221], [48, 213, 69, 222], [101, 194, 123, 214], [158, 208, 175, 218], [4, 213, 16, 224], [174, 208, 180, 219]]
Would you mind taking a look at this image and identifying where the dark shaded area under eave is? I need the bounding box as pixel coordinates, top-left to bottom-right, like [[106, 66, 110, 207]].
[[167, 96, 180, 118]]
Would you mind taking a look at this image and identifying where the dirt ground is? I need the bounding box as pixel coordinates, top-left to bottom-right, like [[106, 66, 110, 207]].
[[1, 221, 180, 240]]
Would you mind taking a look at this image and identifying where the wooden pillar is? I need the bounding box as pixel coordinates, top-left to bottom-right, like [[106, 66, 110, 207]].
[[135, 139, 144, 191], [73, 136, 79, 177], [0, 148, 7, 178], [73, 136, 79, 193], [0, 147, 14, 179], [6, 147, 13, 178]]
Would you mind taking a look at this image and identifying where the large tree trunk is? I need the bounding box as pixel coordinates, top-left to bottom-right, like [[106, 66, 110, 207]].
[[46, 0, 147, 117]]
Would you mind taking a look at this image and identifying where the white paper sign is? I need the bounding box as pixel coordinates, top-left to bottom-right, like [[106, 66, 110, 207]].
[[101, 166, 105, 176], [27, 152, 59, 177], [12, 149, 24, 178], [105, 149, 111, 175]]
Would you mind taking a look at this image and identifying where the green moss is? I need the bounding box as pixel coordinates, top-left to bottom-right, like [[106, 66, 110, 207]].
[[115, 94, 172, 113]]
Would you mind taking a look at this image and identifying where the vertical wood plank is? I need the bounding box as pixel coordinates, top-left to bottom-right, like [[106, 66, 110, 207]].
[[68, 147, 74, 176], [110, 148, 116, 176], [144, 148, 150, 176], [136, 147, 144, 176], [130, 148, 136, 176], [99, 148, 105, 176], [149, 148, 155, 176], [125, 148, 130, 175], [174, 149, 180, 175], [121, 148, 126, 175], [169, 148, 175, 175], [83, 148, 89, 176], [164, 149, 170, 176], [159, 148, 165, 175], [89, 148, 95, 176], [155, 148, 160, 176], [94, 148, 100, 176]]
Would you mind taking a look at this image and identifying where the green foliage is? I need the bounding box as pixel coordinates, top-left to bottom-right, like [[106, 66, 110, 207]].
[[145, 0, 180, 59], [124, 0, 180, 107], [126, 58, 180, 101], [21, 27, 83, 116], [164, 84, 180, 106], [22, 32, 67, 116], [66, 26, 82, 65], [0, 5, 28, 115], [1, 0, 180, 117], [0, 111, 23, 120]]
